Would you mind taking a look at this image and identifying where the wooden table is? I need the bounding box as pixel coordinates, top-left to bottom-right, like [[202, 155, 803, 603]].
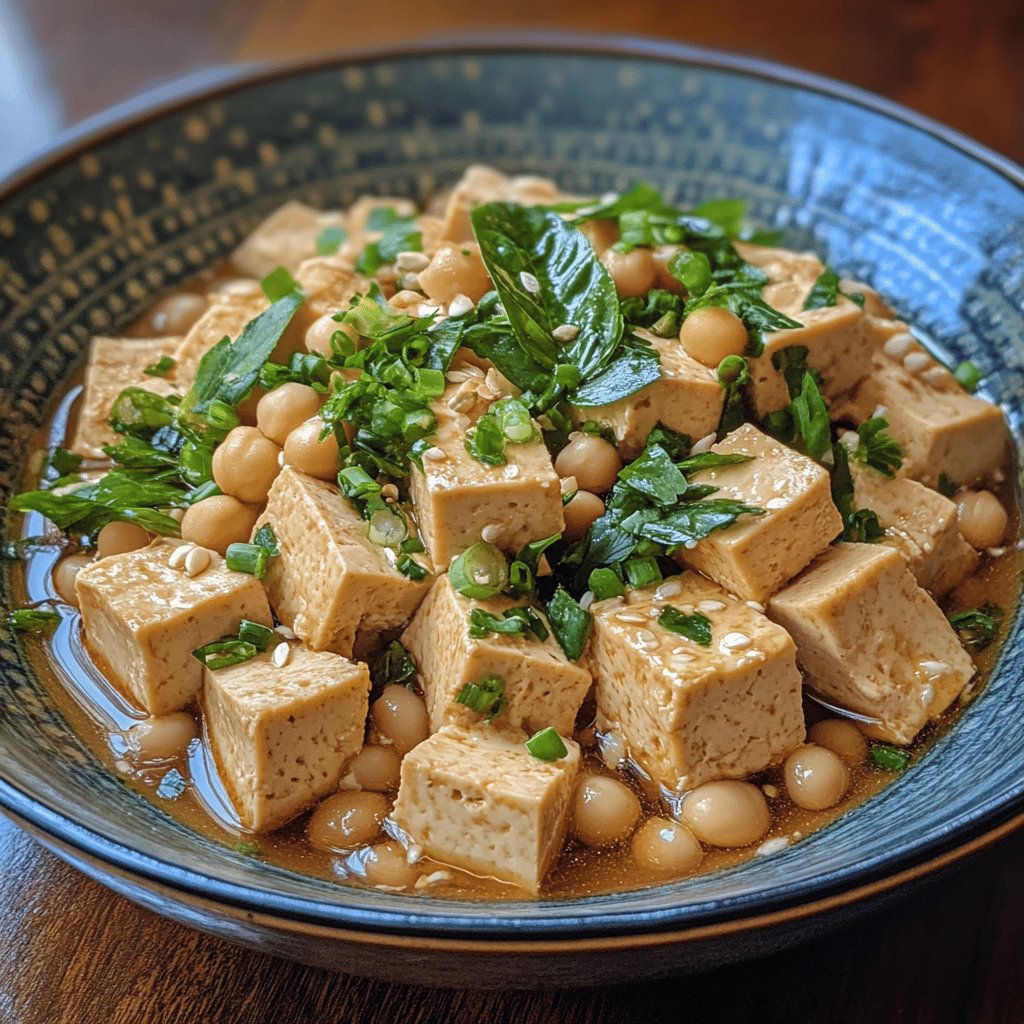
[[2, 1, 1022, 1020]]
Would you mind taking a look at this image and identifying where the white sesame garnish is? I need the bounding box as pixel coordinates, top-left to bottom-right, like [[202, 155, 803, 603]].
[[560, 475, 578, 495], [882, 333, 915, 359], [277, 450, 285, 467], [636, 628, 658, 651], [421, 446, 447, 462], [480, 523, 501, 543], [446, 369, 471, 383], [903, 351, 932, 374], [697, 600, 726, 613], [552, 323, 580, 342], [184, 546, 211, 578], [670, 654, 695, 670], [746, 600, 766, 612], [272, 642, 290, 668], [447, 293, 475, 318], [756, 836, 791, 857], [987, 546, 1007, 558], [394, 250, 429, 273], [921, 683, 935, 706], [406, 842, 424, 865], [654, 579, 683, 601], [871, 404, 888, 419], [504, 465, 520, 478], [414, 869, 451, 889], [519, 270, 541, 295], [615, 611, 647, 624], [922, 366, 949, 386], [417, 302, 440, 317], [168, 543, 193, 569], [765, 497, 789, 510], [838, 430, 859, 450], [720, 631, 751, 651], [274, 624, 297, 638], [579, 591, 595, 611], [689, 433, 717, 456], [683, 538, 699, 550]]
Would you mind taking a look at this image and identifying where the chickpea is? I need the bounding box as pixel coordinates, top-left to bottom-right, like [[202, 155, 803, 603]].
[[53, 553, 92, 606], [651, 244, 685, 292], [306, 312, 357, 358], [256, 383, 322, 446], [579, 219, 619, 255], [554, 435, 622, 495], [601, 248, 657, 298], [96, 521, 150, 559], [680, 780, 770, 848], [211, 426, 282, 505], [360, 841, 420, 889], [677, 307, 749, 368], [562, 490, 605, 541], [146, 292, 206, 335], [180, 494, 260, 556], [125, 712, 196, 762], [808, 719, 868, 767], [418, 243, 491, 304], [956, 489, 1008, 550], [349, 745, 403, 792], [371, 685, 429, 754], [631, 817, 703, 876], [573, 774, 642, 848], [307, 791, 390, 852], [784, 744, 851, 811], [283, 418, 341, 481]]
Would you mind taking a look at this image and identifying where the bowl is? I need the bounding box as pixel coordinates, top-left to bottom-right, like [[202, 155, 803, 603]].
[[1, 35, 1022, 988]]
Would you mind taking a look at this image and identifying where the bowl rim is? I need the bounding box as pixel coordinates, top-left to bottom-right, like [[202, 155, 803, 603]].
[[1, 31, 1022, 942]]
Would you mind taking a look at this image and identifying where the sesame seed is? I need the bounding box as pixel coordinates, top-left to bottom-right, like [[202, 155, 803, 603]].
[[579, 591, 595, 611], [184, 546, 211, 578], [421, 446, 447, 462], [414, 869, 451, 889], [689, 433, 716, 456], [720, 631, 751, 650], [697, 600, 726, 613], [406, 842, 424, 865], [987, 546, 1007, 558], [481, 523, 501, 543], [446, 369, 471, 383], [755, 836, 791, 857], [519, 270, 541, 295], [560, 475, 578, 495], [635, 628, 658, 650], [337, 772, 360, 791], [920, 659, 949, 678], [903, 351, 932, 374], [447, 294, 475, 318], [765, 497, 789, 510], [922, 366, 949, 386], [505, 465, 520, 478], [394, 251, 429, 273], [921, 683, 935, 705], [684, 539, 699, 550], [168, 543, 193, 569], [616, 611, 647, 624], [552, 323, 580, 342], [746, 600, 766, 612], [272, 642, 290, 668], [883, 333, 915, 359], [417, 303, 440, 318], [654, 579, 683, 601], [274, 624, 297, 638], [277, 450, 285, 467], [871, 404, 888, 419], [669, 654, 695, 671]]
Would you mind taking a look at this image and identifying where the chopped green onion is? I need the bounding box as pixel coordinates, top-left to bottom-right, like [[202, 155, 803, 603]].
[[468, 606, 548, 642], [187, 480, 222, 504], [233, 839, 262, 856], [397, 553, 429, 580], [948, 605, 1002, 653], [455, 674, 507, 721], [508, 559, 534, 596], [400, 536, 426, 554], [225, 542, 270, 578], [624, 556, 662, 589], [143, 355, 176, 378], [658, 606, 712, 647], [525, 726, 568, 761], [192, 639, 258, 670], [554, 363, 581, 388], [588, 567, 625, 601], [8, 607, 60, 634], [449, 542, 508, 599], [503, 606, 550, 641], [238, 619, 276, 651], [367, 507, 407, 548], [954, 360, 982, 392], [870, 744, 910, 772]]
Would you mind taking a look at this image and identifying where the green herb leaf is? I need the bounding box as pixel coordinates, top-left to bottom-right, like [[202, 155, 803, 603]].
[[143, 355, 176, 378], [658, 606, 712, 646], [238, 619, 276, 651], [937, 473, 958, 499], [8, 607, 60, 633], [668, 250, 712, 295], [954, 360, 983, 392], [624, 555, 662, 588], [947, 605, 1003, 653], [315, 223, 348, 256], [623, 499, 765, 551], [850, 417, 904, 477], [397, 553, 429, 580], [546, 585, 591, 661], [356, 207, 422, 275], [372, 640, 418, 688], [843, 507, 885, 543], [233, 839, 262, 856], [569, 335, 661, 407], [870, 744, 910, 772], [803, 266, 841, 310], [525, 726, 568, 761], [455, 674, 507, 721], [691, 198, 746, 236], [468, 607, 548, 641], [790, 371, 831, 461], [715, 354, 752, 438], [192, 639, 258, 671], [252, 523, 279, 556], [617, 443, 689, 506], [588, 567, 625, 601], [261, 267, 301, 302]]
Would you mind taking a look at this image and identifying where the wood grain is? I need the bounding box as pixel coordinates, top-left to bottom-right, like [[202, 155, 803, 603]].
[[2, 0, 1022, 1020]]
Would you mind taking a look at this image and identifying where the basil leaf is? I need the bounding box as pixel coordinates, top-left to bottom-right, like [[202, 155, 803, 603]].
[[617, 444, 688, 506], [803, 266, 841, 310], [676, 452, 754, 474], [570, 336, 661, 407], [658, 606, 712, 646]]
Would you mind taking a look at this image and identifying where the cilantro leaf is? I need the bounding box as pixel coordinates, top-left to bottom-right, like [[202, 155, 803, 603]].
[[372, 640, 418, 688], [143, 355, 176, 378], [356, 207, 422, 275], [315, 223, 348, 256], [790, 371, 831, 461], [850, 417, 905, 477], [617, 443, 688, 505], [803, 267, 841, 310], [657, 606, 712, 646]]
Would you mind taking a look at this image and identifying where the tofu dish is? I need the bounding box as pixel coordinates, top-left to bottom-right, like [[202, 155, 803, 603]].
[[8, 165, 1017, 898]]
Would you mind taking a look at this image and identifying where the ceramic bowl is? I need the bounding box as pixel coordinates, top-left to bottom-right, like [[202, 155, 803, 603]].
[[1, 36, 1022, 988]]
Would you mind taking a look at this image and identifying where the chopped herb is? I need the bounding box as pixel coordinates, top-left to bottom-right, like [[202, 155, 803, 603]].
[[514, 534, 561, 579], [937, 473, 958, 499], [237, 620, 276, 651], [143, 355, 176, 378], [252, 524, 279, 556], [954, 360, 983, 393], [449, 542, 508, 600], [948, 605, 1003, 653], [850, 417, 904, 477], [192, 638, 258, 671], [465, 397, 538, 466], [668, 250, 712, 295], [259, 351, 331, 393], [225, 542, 271, 578], [803, 266, 840, 310], [658, 606, 712, 646], [233, 839, 262, 856], [372, 640, 418, 688], [830, 442, 884, 544], [468, 606, 548, 641], [624, 555, 662, 588], [843, 507, 885, 543], [156, 768, 187, 799], [356, 207, 422, 275], [315, 223, 348, 256], [261, 267, 301, 302], [870, 744, 910, 772], [588, 567, 625, 601], [789, 372, 831, 461], [44, 447, 84, 480], [525, 726, 568, 761], [396, 553, 429, 580], [716, 354, 752, 438], [8, 607, 60, 634], [621, 499, 765, 551], [367, 507, 408, 549], [546, 585, 591, 661], [771, 345, 813, 400], [618, 443, 689, 506], [455, 674, 507, 721]]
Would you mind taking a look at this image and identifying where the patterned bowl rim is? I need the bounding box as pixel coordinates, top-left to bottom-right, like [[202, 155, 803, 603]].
[[1, 32, 1022, 943]]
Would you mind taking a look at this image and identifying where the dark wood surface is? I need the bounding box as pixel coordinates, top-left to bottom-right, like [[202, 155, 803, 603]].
[[2, 1, 1023, 1021]]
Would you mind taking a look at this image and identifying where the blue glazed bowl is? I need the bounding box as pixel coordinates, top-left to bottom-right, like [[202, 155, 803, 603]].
[[1, 36, 1022, 987]]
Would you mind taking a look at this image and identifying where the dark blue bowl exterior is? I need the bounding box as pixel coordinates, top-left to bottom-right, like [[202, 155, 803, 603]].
[[1, 42, 1022, 942]]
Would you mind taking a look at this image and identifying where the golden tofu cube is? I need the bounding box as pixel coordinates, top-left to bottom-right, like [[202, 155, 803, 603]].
[[232, 200, 346, 279]]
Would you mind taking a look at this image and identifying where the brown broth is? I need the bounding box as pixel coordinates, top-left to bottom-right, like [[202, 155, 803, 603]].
[[9, 285, 1022, 902]]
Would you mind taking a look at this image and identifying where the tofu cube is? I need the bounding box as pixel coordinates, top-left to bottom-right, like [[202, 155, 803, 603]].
[[677, 423, 843, 602], [75, 541, 272, 715], [72, 336, 181, 458], [204, 646, 370, 831], [232, 200, 346, 279], [294, 253, 371, 324], [173, 295, 267, 388], [588, 574, 805, 790], [401, 574, 592, 736], [392, 723, 580, 892], [573, 329, 724, 459], [410, 393, 564, 571], [768, 543, 976, 744], [833, 352, 1007, 487], [256, 467, 432, 658], [850, 461, 978, 595]]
